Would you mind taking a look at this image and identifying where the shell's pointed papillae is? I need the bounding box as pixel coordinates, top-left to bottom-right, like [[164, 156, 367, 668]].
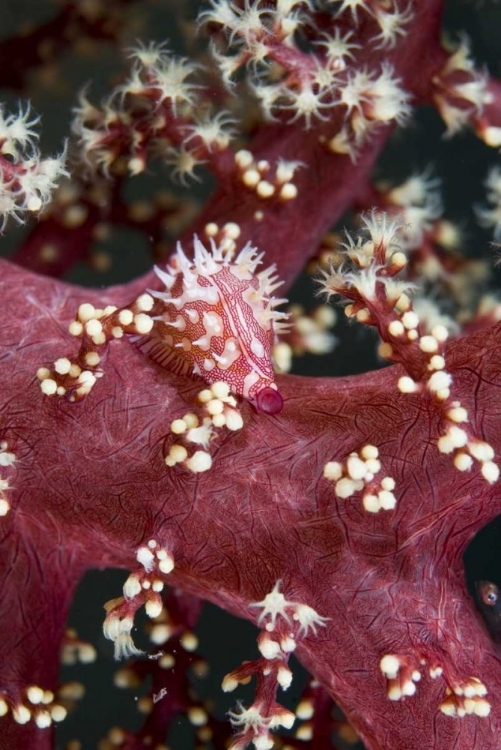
[[143, 237, 287, 408]]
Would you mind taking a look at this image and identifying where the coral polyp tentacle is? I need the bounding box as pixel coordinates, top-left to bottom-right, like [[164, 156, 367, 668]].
[[138, 235, 288, 412]]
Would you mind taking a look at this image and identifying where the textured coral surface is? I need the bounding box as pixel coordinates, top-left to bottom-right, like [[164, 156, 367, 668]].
[[2, 256, 501, 749]]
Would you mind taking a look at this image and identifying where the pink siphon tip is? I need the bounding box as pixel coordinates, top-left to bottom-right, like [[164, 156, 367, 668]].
[[256, 387, 284, 415]]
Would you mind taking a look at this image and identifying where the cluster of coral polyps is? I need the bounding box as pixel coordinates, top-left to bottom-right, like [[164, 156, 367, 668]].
[[2, 0, 501, 749]]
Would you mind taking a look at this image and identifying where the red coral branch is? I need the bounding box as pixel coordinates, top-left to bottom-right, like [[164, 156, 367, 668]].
[[2, 255, 501, 748]]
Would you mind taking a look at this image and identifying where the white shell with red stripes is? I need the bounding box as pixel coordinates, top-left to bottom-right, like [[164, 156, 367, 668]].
[[141, 237, 288, 414]]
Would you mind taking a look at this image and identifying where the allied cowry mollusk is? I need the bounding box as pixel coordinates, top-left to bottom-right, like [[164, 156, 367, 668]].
[[138, 237, 288, 414]]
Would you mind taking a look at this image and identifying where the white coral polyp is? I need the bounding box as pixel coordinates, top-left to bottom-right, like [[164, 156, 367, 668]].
[[293, 603, 330, 636], [0, 104, 67, 229], [250, 581, 329, 636]]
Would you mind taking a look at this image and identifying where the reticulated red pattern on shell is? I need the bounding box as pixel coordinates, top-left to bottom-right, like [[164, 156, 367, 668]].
[[145, 237, 288, 411]]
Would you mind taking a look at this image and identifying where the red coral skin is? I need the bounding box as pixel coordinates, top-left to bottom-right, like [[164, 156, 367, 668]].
[[1, 256, 501, 750]]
